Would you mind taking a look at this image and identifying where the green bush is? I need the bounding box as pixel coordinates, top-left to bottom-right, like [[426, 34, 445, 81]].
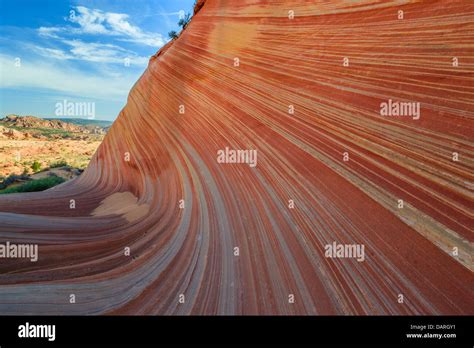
[[168, 30, 178, 40], [31, 160, 41, 172], [178, 13, 191, 29], [0, 174, 29, 190], [168, 12, 192, 41], [49, 160, 68, 168], [0, 176, 65, 194]]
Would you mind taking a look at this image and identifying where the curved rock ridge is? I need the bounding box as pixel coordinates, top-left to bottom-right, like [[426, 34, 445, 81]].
[[0, 0, 473, 315]]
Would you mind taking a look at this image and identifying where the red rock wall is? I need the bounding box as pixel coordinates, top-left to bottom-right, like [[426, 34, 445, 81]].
[[0, 0, 473, 314]]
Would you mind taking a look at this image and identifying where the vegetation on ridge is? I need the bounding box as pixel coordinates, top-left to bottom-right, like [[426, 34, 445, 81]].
[[0, 176, 65, 194], [168, 11, 192, 40]]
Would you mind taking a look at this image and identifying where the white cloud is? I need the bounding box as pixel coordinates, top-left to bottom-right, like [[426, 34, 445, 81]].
[[39, 6, 165, 47], [64, 40, 148, 65], [30, 40, 149, 66], [69, 6, 109, 34], [33, 47, 74, 60], [0, 54, 138, 101], [65, 40, 126, 62], [37, 27, 62, 39]]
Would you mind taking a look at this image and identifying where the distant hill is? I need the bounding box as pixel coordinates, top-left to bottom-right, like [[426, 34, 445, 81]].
[[44, 118, 113, 128], [0, 115, 112, 139], [0, 114, 106, 179]]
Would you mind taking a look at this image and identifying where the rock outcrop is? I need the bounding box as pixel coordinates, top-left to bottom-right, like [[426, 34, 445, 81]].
[[2, 115, 83, 132], [0, 0, 472, 315], [0, 126, 25, 140], [1, 115, 108, 135]]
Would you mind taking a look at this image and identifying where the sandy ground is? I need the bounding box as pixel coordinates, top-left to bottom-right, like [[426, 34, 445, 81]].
[[0, 139, 101, 177]]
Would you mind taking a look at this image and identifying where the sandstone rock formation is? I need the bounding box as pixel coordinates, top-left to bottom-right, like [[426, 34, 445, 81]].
[[0, 0, 472, 315], [2, 115, 84, 132], [0, 126, 26, 140], [1, 115, 108, 135]]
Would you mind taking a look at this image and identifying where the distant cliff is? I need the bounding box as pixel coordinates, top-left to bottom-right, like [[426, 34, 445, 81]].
[[0, 115, 111, 139]]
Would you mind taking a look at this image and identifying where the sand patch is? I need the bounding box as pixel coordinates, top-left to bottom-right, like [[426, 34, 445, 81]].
[[91, 191, 149, 223]]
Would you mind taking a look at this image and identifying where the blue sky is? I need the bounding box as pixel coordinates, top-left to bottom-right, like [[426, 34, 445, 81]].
[[0, 0, 195, 120]]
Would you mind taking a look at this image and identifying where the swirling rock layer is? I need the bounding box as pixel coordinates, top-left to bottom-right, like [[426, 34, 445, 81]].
[[0, 0, 473, 315]]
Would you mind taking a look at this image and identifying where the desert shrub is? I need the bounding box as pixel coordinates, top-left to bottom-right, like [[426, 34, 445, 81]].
[[49, 160, 68, 168], [178, 13, 191, 29], [0, 176, 65, 194], [31, 160, 41, 172], [168, 12, 192, 40], [0, 174, 29, 189], [168, 30, 178, 40]]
